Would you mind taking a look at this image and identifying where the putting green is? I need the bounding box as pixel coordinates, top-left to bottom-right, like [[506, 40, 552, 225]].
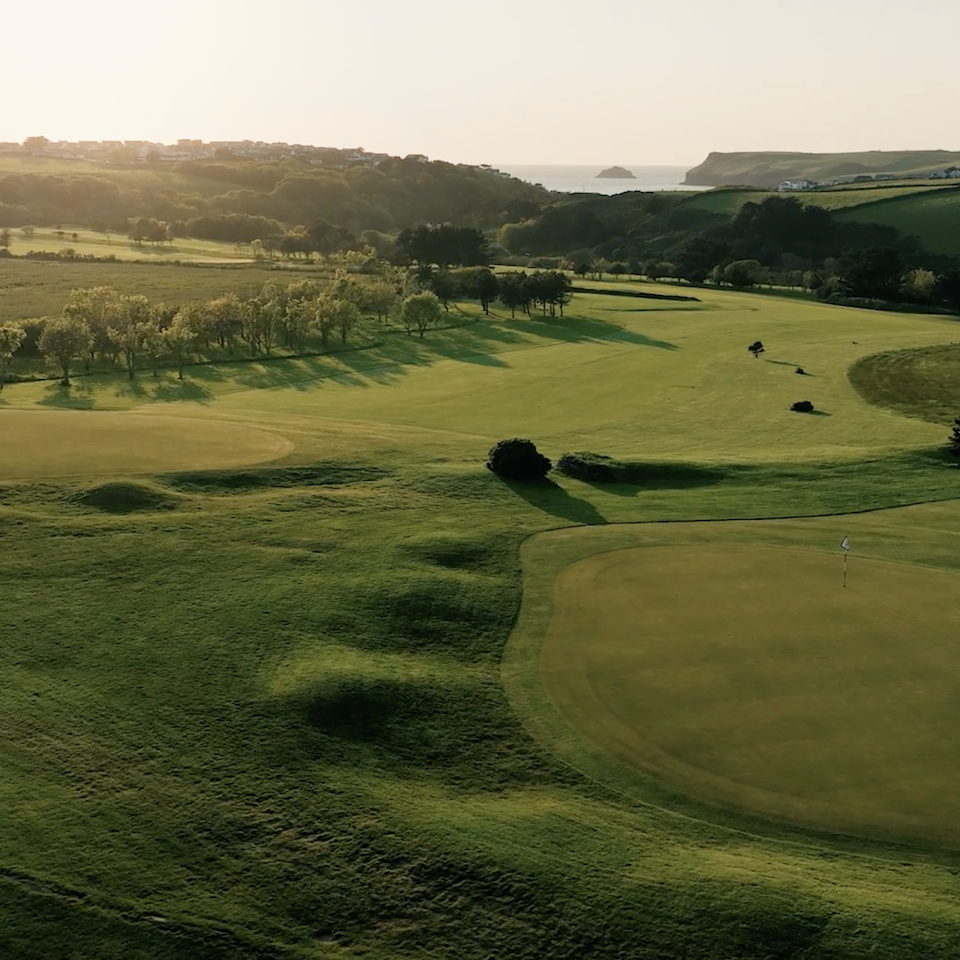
[[538, 543, 960, 846], [0, 409, 292, 479]]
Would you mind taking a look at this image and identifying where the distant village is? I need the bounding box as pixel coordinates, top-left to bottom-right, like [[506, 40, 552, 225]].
[[779, 168, 960, 191], [0, 137, 432, 168]]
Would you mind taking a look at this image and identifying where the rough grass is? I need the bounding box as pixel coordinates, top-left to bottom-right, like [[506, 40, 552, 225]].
[[849, 343, 960, 425], [2, 272, 960, 958]]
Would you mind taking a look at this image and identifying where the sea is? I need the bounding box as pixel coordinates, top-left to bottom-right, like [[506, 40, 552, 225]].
[[494, 164, 704, 195]]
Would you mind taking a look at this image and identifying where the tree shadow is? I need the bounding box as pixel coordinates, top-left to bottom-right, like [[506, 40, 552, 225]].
[[518, 315, 679, 350], [148, 378, 214, 402], [807, 410, 831, 416], [38, 381, 97, 409], [501, 477, 606, 525], [765, 358, 815, 376]]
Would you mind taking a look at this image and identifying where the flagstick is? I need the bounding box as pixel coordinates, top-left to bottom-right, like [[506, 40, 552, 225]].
[[843, 550, 847, 588]]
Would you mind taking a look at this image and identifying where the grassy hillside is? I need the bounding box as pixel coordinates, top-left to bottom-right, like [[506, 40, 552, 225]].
[[685, 150, 960, 188], [682, 181, 958, 217], [2, 275, 960, 959], [836, 188, 960, 256]]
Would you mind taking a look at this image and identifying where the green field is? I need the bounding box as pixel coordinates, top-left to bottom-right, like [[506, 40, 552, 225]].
[[3, 273, 960, 959], [0, 259, 317, 325], [837, 188, 960, 256], [682, 182, 959, 217], [3, 227, 253, 263]]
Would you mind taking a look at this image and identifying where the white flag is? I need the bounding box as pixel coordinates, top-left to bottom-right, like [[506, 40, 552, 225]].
[[841, 536, 850, 551]]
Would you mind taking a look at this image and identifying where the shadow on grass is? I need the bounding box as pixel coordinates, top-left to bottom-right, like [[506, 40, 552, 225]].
[[501, 477, 606, 525], [38, 381, 97, 409], [807, 410, 832, 416]]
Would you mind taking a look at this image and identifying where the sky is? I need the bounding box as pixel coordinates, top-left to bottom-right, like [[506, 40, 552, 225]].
[[5, 0, 958, 167]]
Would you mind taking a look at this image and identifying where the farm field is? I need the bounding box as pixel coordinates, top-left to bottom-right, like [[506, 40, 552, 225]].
[[2, 273, 960, 959], [837, 188, 960, 256], [2, 228, 253, 263], [682, 182, 960, 217], [0, 258, 317, 324]]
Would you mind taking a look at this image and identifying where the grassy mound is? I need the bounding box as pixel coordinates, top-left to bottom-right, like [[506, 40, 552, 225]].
[[72, 480, 180, 513], [849, 344, 960, 424], [168, 461, 389, 493]]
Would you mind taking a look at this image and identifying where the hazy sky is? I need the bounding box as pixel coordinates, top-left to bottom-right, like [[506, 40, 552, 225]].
[[5, 0, 957, 166]]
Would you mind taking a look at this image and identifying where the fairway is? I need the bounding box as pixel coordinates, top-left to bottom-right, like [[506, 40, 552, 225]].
[[0, 409, 291, 479], [538, 540, 960, 845]]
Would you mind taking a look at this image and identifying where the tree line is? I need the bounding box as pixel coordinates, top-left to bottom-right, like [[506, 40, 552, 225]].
[[0, 268, 577, 387], [0, 157, 548, 237]]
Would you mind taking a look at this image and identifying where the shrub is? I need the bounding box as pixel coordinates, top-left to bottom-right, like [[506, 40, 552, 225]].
[[487, 439, 551, 481], [791, 400, 814, 413], [556, 451, 616, 483], [948, 416, 960, 458], [795, 367, 806, 375]]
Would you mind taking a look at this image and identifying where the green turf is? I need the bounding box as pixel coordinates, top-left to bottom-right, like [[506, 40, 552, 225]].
[[3, 274, 960, 959], [517, 530, 960, 847]]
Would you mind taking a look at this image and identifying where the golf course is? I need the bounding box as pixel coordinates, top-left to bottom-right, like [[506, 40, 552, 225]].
[[3, 270, 960, 958]]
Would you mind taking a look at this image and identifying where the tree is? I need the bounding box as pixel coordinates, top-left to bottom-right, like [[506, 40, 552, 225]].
[[838, 248, 904, 300], [748, 340, 765, 358], [468, 268, 501, 315], [487, 439, 551, 481], [366, 281, 399, 322], [428, 270, 458, 311], [316, 297, 360, 347], [400, 292, 443, 338], [20, 225, 36, 241], [108, 294, 154, 378], [0, 228, 11, 251], [64, 286, 122, 366], [902, 268, 937, 303], [164, 312, 197, 379], [498, 272, 529, 318], [0, 323, 26, 392], [722, 259, 764, 289], [936, 272, 960, 313], [949, 415, 960, 458], [22, 136, 49, 154], [39, 316, 93, 385]]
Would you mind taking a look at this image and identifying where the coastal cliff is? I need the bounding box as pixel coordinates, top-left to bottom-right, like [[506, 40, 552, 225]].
[[684, 150, 960, 189]]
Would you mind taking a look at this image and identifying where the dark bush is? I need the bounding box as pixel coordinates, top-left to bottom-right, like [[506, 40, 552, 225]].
[[487, 439, 551, 481], [795, 366, 805, 375], [791, 400, 814, 413], [555, 451, 616, 483]]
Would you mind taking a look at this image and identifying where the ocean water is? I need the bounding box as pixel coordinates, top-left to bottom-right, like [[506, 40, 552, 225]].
[[494, 164, 703, 195]]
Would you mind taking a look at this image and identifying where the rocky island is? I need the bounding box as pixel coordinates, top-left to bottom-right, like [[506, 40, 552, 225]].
[[596, 165, 636, 179]]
